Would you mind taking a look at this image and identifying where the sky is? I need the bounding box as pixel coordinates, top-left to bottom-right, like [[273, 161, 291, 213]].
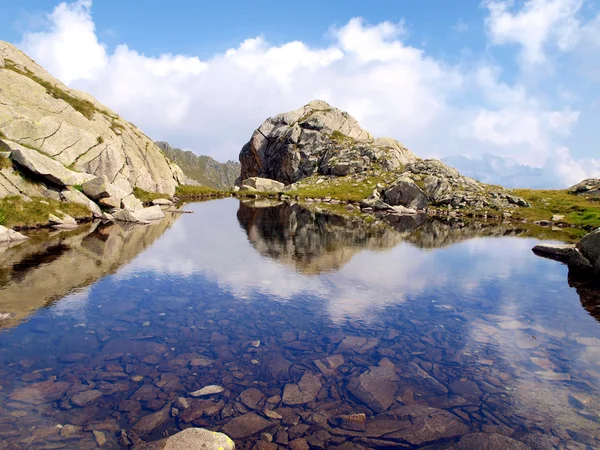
[[1, 0, 599, 188]]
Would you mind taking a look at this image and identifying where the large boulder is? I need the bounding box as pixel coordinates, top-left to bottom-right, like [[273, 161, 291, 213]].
[[577, 229, 600, 269], [163, 428, 235, 450], [239, 100, 417, 184], [383, 176, 429, 210], [241, 177, 285, 192], [0, 41, 184, 196], [82, 176, 110, 200], [60, 187, 101, 218], [113, 205, 164, 224], [10, 145, 95, 187]]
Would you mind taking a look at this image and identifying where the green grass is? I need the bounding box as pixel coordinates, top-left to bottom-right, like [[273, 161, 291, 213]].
[[175, 185, 225, 198], [330, 130, 355, 144], [512, 189, 600, 230], [291, 173, 392, 202], [3, 60, 97, 120], [73, 185, 84, 193], [133, 187, 169, 203], [0, 196, 91, 229], [0, 155, 12, 170]]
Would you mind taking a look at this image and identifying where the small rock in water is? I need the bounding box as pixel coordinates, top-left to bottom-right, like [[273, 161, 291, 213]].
[[93, 430, 107, 446], [189, 385, 225, 397]]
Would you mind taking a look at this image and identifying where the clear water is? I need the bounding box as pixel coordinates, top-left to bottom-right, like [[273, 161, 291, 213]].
[[0, 198, 599, 449]]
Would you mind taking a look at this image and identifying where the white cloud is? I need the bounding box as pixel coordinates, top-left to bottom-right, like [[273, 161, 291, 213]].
[[20, 0, 107, 84], [15, 0, 598, 187], [484, 0, 583, 66]]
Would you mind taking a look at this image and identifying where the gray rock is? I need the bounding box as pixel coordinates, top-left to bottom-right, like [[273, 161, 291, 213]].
[[82, 176, 110, 200], [220, 412, 271, 439], [569, 178, 600, 196], [449, 433, 530, 449], [10, 146, 95, 187], [134, 205, 165, 222], [99, 196, 121, 209], [577, 228, 600, 269], [347, 365, 399, 413], [0, 225, 28, 243], [48, 212, 78, 229], [122, 194, 144, 211], [112, 209, 150, 224], [384, 176, 429, 210], [163, 428, 235, 450], [283, 373, 322, 405], [242, 177, 285, 192], [239, 100, 416, 184]]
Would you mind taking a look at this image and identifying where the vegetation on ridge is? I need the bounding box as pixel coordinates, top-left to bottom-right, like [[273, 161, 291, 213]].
[[175, 185, 225, 198], [512, 189, 600, 230], [133, 187, 169, 203], [2, 59, 97, 120]]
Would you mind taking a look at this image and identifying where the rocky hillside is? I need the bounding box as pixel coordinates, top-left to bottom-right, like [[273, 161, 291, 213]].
[[240, 100, 416, 184], [569, 179, 600, 197], [157, 141, 240, 190], [0, 41, 184, 198], [239, 100, 529, 213]]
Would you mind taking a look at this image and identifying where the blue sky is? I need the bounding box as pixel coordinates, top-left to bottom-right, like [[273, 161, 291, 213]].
[[1, 0, 599, 187]]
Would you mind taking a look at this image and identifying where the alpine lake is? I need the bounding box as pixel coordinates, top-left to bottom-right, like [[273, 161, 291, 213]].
[[1, 198, 600, 449]]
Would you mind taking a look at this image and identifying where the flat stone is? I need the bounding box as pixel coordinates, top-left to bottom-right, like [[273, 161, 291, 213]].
[[132, 403, 171, 436], [71, 389, 102, 407], [10, 146, 94, 186], [221, 412, 271, 439], [9, 380, 70, 404], [385, 405, 469, 445], [163, 428, 235, 450], [240, 388, 265, 410], [121, 194, 144, 211], [152, 198, 173, 206], [0, 225, 28, 243], [190, 385, 225, 397], [347, 365, 399, 412], [283, 373, 322, 405]]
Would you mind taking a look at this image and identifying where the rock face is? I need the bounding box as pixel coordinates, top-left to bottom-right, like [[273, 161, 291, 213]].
[[239, 100, 416, 184], [0, 41, 184, 196], [569, 179, 600, 196], [158, 141, 240, 190]]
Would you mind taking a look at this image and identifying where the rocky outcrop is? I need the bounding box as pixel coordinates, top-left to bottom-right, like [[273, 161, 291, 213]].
[[381, 159, 529, 211], [158, 141, 240, 190], [569, 179, 600, 196], [239, 100, 416, 184], [533, 228, 600, 275], [0, 41, 184, 197]]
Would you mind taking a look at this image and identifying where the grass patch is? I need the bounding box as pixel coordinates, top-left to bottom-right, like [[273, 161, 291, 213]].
[[0, 130, 6, 139], [97, 136, 104, 144], [0, 196, 91, 229], [110, 120, 126, 135], [291, 173, 392, 202], [512, 189, 600, 230], [330, 130, 354, 144], [0, 155, 12, 170], [133, 187, 169, 203], [175, 185, 225, 198], [3, 59, 97, 120]]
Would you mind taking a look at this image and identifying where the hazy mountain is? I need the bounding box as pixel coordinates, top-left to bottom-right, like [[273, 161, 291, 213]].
[[157, 142, 240, 190]]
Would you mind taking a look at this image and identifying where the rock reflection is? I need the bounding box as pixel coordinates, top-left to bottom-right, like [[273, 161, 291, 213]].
[[569, 273, 600, 323], [237, 200, 405, 274], [0, 214, 178, 330]]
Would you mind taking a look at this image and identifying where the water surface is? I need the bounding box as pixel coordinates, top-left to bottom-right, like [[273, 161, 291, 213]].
[[0, 198, 599, 449]]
